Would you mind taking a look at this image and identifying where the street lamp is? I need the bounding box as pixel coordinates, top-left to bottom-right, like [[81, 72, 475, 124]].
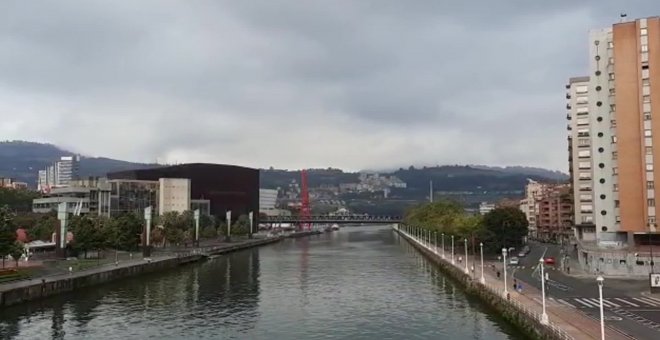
[[597, 276, 605, 340], [480, 242, 485, 284], [451, 235, 455, 264], [441, 233, 445, 259], [539, 258, 549, 324], [502, 248, 509, 298], [464, 238, 469, 274]]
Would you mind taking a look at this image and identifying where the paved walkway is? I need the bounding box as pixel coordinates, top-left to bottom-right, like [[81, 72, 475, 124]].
[[398, 228, 631, 340], [0, 235, 281, 294]]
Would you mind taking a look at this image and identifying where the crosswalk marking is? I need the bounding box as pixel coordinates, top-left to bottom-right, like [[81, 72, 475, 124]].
[[634, 297, 660, 307], [614, 298, 639, 307], [646, 296, 660, 304], [601, 299, 620, 308], [574, 298, 599, 308], [555, 298, 576, 308]]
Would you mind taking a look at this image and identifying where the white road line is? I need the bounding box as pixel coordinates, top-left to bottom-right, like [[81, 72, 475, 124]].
[[586, 298, 605, 308], [636, 297, 660, 307], [645, 296, 660, 304], [574, 298, 599, 308], [556, 298, 576, 308], [633, 297, 660, 307], [614, 298, 639, 307], [602, 299, 620, 308]]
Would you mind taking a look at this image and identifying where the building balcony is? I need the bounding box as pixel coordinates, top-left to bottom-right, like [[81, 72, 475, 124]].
[[567, 114, 571, 120], [566, 103, 571, 109], [566, 94, 571, 99]]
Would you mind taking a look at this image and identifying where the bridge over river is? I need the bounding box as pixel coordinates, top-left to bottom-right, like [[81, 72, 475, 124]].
[[260, 214, 403, 224]]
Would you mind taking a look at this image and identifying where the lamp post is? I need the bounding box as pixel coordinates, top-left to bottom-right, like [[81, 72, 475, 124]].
[[434, 231, 437, 254], [464, 238, 469, 274], [539, 258, 549, 324], [480, 242, 485, 284], [441, 233, 445, 259], [502, 248, 509, 298], [451, 235, 455, 264], [597, 276, 605, 340]]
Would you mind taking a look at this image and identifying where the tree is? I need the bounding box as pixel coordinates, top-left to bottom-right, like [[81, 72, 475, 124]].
[[0, 206, 17, 268], [403, 200, 464, 234], [9, 241, 24, 267], [108, 213, 142, 251], [482, 207, 529, 253], [29, 213, 58, 241], [160, 212, 188, 246], [69, 216, 106, 258]]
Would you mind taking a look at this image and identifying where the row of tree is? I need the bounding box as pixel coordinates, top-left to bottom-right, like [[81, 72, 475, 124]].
[[403, 200, 529, 254], [0, 204, 255, 262]]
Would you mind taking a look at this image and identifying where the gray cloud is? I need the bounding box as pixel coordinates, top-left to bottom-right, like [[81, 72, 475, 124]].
[[1, 1, 659, 171]]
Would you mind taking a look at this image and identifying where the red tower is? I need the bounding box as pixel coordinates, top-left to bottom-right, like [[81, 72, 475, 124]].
[[300, 169, 311, 230]]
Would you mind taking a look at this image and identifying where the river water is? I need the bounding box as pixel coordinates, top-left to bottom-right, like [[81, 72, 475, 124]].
[[0, 226, 527, 339]]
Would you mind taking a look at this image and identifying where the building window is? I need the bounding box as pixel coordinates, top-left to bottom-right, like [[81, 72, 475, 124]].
[[579, 150, 591, 158], [647, 163, 654, 171], [647, 146, 653, 155], [613, 167, 618, 175], [613, 183, 619, 191], [612, 136, 617, 143], [576, 85, 588, 94], [615, 200, 620, 208], [610, 104, 616, 112], [643, 69, 650, 79], [643, 79, 650, 86], [612, 151, 618, 160], [649, 199, 656, 207], [601, 210, 607, 216], [645, 113, 652, 120], [648, 181, 655, 189], [578, 161, 591, 169], [642, 44, 649, 52], [650, 217, 657, 224], [645, 129, 653, 137], [608, 41, 614, 48], [644, 95, 651, 103], [608, 57, 614, 65], [577, 96, 588, 104], [609, 88, 616, 95], [609, 73, 615, 81], [641, 28, 648, 36], [616, 216, 621, 223]]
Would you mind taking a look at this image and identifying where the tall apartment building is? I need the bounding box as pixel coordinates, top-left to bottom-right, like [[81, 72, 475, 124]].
[[37, 155, 80, 191], [535, 184, 573, 244], [567, 76, 596, 241], [571, 16, 660, 248]]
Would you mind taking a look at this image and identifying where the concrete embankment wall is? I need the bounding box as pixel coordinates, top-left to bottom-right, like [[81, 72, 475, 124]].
[[0, 232, 321, 308], [395, 229, 567, 340]]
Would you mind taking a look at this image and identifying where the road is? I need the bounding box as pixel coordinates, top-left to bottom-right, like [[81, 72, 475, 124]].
[[510, 242, 660, 339]]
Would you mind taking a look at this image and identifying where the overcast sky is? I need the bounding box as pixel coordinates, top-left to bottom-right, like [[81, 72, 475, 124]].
[[1, 1, 658, 172]]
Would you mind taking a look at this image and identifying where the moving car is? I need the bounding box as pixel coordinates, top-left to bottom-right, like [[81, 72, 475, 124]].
[[544, 257, 555, 265], [509, 257, 519, 265]]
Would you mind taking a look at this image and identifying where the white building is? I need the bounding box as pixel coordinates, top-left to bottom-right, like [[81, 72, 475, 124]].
[[158, 178, 191, 215], [478, 202, 495, 215], [567, 76, 596, 241]]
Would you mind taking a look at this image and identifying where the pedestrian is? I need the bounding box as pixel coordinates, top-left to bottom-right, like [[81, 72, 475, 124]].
[[567, 266, 570, 274], [513, 279, 517, 290], [497, 271, 501, 278]]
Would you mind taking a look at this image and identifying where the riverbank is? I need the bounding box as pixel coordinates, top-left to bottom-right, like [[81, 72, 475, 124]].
[[394, 226, 629, 340], [0, 230, 322, 308]]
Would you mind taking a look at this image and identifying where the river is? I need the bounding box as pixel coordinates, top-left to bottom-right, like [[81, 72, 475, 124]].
[[0, 226, 527, 339]]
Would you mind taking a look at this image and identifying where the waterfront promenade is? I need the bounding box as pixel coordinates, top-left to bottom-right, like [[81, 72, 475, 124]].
[[395, 226, 631, 340], [0, 231, 319, 308]]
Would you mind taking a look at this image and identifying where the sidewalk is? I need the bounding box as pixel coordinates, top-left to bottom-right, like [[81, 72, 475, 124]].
[[399, 229, 630, 340]]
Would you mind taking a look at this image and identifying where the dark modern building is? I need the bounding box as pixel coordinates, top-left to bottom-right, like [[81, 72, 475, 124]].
[[107, 163, 259, 222]]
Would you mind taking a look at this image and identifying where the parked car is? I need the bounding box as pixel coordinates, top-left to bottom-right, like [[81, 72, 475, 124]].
[[518, 251, 527, 257], [509, 257, 520, 265], [544, 257, 555, 265]]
